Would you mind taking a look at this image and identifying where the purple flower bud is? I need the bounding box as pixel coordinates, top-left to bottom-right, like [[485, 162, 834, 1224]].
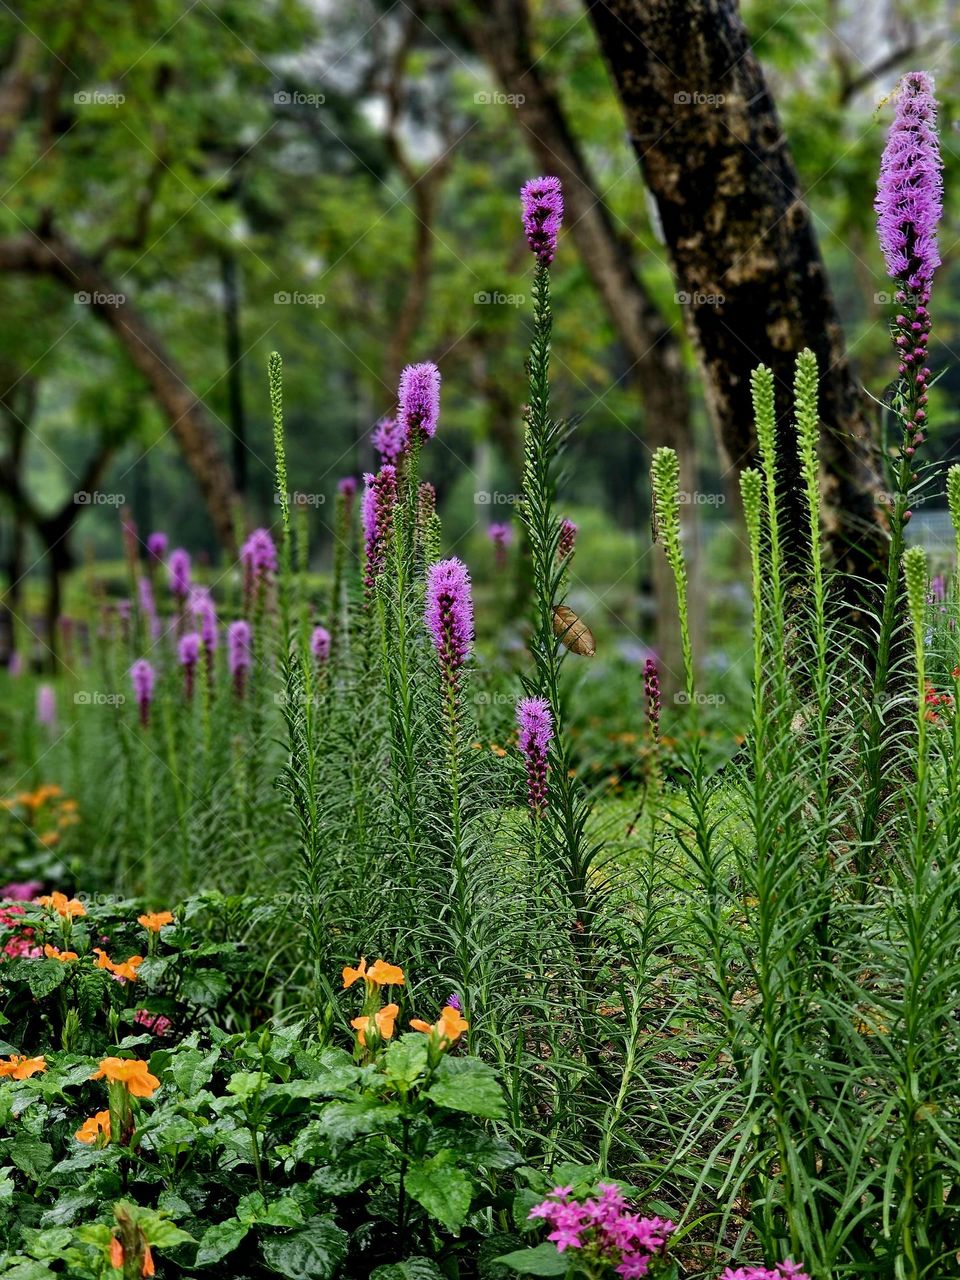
[[137, 576, 160, 641], [178, 632, 201, 700], [488, 522, 513, 569], [168, 548, 191, 600], [241, 529, 278, 605], [643, 658, 662, 740], [372, 415, 407, 464], [875, 72, 942, 289], [362, 466, 398, 593], [516, 695, 553, 815], [398, 362, 441, 444], [520, 176, 563, 265], [190, 588, 218, 658], [228, 620, 252, 698], [129, 659, 155, 726], [36, 683, 56, 729], [147, 531, 168, 562], [311, 625, 331, 664], [446, 992, 462, 1011], [425, 558, 474, 682], [557, 518, 578, 561], [337, 475, 358, 498]]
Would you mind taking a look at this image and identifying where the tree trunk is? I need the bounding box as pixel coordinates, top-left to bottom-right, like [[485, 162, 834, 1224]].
[[0, 234, 239, 551], [584, 0, 888, 597], [437, 0, 702, 688]]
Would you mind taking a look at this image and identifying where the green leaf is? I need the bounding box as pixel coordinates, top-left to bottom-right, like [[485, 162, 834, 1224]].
[[426, 1057, 506, 1119], [236, 1191, 304, 1227], [260, 1218, 348, 1279], [181, 969, 231, 1005], [171, 1046, 220, 1095], [5, 961, 67, 1000], [369, 1261, 445, 1280], [195, 1218, 249, 1267], [404, 1151, 473, 1233], [317, 1099, 400, 1144], [8, 1137, 53, 1180], [383, 1036, 429, 1088], [0, 1263, 57, 1280], [494, 1243, 568, 1276]]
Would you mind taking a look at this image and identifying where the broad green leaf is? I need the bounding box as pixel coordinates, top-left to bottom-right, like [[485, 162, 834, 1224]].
[[370, 1261, 444, 1280], [383, 1036, 429, 1088], [259, 1218, 348, 1279], [494, 1243, 568, 1276], [317, 1099, 400, 1144], [195, 1218, 249, 1267], [171, 1046, 220, 1095], [181, 969, 231, 1005], [426, 1057, 506, 1119], [237, 1191, 304, 1227], [8, 1137, 53, 1180], [404, 1151, 473, 1233]]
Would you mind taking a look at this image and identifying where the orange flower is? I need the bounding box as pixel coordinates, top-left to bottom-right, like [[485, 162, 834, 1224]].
[[38, 891, 85, 918], [137, 911, 174, 932], [365, 959, 404, 986], [44, 944, 78, 963], [141, 1244, 155, 1277], [93, 949, 143, 981], [342, 957, 367, 988], [351, 1003, 399, 1046], [90, 1057, 160, 1098], [410, 1005, 469, 1045], [110, 1238, 124, 1268], [0, 1054, 46, 1079], [76, 1109, 111, 1144]]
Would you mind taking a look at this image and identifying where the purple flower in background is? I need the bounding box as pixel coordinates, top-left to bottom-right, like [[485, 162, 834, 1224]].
[[397, 362, 441, 444], [516, 696, 553, 815], [8, 652, 23, 677], [228, 620, 252, 699], [875, 72, 942, 291], [719, 1266, 810, 1280], [337, 475, 358, 504], [643, 658, 661, 741], [36, 683, 56, 729], [168, 548, 191, 600], [446, 992, 462, 1011], [521, 176, 563, 265], [362, 466, 398, 593], [241, 528, 278, 593], [129, 659, 155, 727], [146, 531, 168, 563], [557, 518, 578, 562], [425, 558, 474, 684], [178, 632, 201, 700], [487, 522, 513, 569], [137, 577, 160, 641], [190, 588, 218, 661], [372, 415, 406, 464], [311, 625, 331, 664], [1, 880, 43, 901]]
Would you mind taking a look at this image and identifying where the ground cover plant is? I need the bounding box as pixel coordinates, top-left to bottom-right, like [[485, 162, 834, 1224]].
[[1, 69, 959, 1280]]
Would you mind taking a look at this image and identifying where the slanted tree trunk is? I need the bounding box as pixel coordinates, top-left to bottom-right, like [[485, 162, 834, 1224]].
[[0, 234, 239, 551], [584, 0, 888, 599], [433, 0, 702, 688]]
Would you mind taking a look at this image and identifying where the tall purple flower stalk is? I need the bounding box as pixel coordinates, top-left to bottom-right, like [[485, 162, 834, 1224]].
[[521, 176, 563, 265], [168, 548, 191, 601], [516, 696, 553, 816], [178, 632, 201, 701], [146, 531, 168, 563], [337, 475, 358, 507], [190, 588, 218, 668], [227, 620, 252, 699], [425, 558, 474, 695], [643, 658, 661, 741], [137, 576, 160, 642], [241, 528, 278, 606], [487, 522, 512, 569], [129, 659, 155, 727], [557, 518, 577, 562], [372, 416, 406, 464], [311, 625, 330, 664], [362, 465, 398, 593], [36, 684, 56, 729], [397, 363, 441, 445]]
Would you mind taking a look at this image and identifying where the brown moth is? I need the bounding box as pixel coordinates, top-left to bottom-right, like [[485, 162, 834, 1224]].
[[553, 606, 596, 657]]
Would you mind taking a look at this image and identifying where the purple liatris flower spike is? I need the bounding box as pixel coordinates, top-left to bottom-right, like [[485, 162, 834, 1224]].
[[228, 620, 252, 698], [190, 588, 218, 660], [178, 632, 201, 700], [643, 658, 661, 740], [425, 558, 474, 686], [557, 518, 578, 561], [397, 362, 441, 444], [337, 475, 358, 503], [129, 659, 155, 727], [362, 465, 398, 593], [36, 683, 56, 729], [168, 548, 191, 600], [516, 696, 553, 815], [146, 531, 168, 562], [875, 72, 942, 291], [487, 522, 512, 569], [446, 992, 462, 1011], [372, 415, 406, 464], [521, 176, 563, 265], [137, 577, 160, 641], [311, 625, 331, 664], [241, 528, 278, 603]]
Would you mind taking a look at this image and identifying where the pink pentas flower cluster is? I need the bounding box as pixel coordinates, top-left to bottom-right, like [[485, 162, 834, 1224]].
[[529, 1183, 674, 1278], [719, 1265, 809, 1280]]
